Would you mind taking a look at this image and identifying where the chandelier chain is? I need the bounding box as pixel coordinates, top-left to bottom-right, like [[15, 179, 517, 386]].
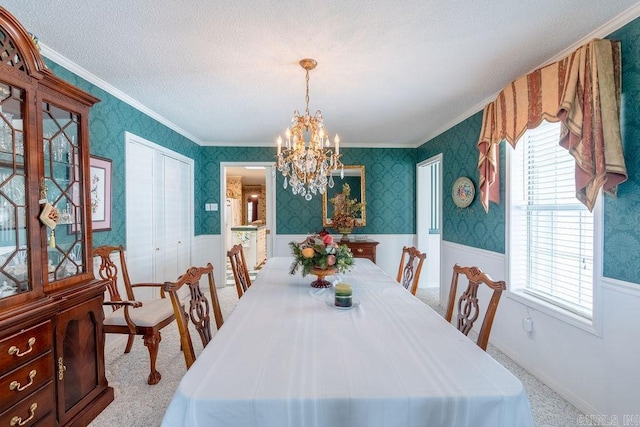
[[305, 70, 310, 116]]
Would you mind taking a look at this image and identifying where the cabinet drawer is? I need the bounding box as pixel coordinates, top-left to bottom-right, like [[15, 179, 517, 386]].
[[32, 411, 56, 426], [344, 241, 378, 263], [0, 322, 53, 376], [0, 382, 55, 427], [0, 352, 54, 412], [351, 246, 375, 257]]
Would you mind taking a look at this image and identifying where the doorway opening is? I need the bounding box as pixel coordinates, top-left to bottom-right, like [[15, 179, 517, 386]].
[[221, 162, 276, 287], [416, 154, 442, 304]]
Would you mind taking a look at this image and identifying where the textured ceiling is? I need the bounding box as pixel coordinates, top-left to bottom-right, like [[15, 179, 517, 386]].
[[3, 1, 640, 148]]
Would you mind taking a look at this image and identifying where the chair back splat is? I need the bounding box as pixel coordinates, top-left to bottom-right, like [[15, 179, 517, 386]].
[[445, 264, 506, 351], [396, 246, 426, 295], [164, 263, 223, 369], [227, 244, 252, 298]]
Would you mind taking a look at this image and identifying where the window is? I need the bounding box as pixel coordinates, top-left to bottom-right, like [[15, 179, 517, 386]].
[[509, 120, 596, 320]]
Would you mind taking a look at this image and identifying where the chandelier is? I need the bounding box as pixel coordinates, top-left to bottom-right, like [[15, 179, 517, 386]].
[[276, 58, 343, 200]]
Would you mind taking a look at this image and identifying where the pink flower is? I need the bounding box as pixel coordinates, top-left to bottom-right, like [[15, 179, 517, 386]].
[[326, 255, 336, 266], [322, 234, 334, 245]]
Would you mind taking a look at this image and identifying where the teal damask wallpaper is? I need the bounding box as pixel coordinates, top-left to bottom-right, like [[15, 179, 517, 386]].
[[46, 15, 639, 284], [193, 146, 415, 236], [604, 18, 640, 282], [273, 148, 416, 235], [416, 112, 505, 254], [416, 16, 640, 284], [196, 146, 275, 235], [45, 61, 201, 248], [44, 61, 417, 241]]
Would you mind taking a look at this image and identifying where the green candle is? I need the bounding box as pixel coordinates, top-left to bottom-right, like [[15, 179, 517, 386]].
[[334, 282, 353, 307], [335, 282, 352, 296]]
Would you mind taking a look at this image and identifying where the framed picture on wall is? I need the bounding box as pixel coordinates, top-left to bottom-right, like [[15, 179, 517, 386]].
[[89, 155, 112, 231]]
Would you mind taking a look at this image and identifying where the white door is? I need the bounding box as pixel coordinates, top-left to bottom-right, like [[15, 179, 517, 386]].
[[154, 154, 191, 285], [126, 132, 193, 298], [125, 141, 155, 300]]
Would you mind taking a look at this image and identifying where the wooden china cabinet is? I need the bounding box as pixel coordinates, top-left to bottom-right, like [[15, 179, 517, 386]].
[[0, 7, 113, 427]]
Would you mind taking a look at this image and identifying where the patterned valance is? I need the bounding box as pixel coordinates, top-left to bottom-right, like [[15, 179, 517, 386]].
[[477, 39, 627, 212]]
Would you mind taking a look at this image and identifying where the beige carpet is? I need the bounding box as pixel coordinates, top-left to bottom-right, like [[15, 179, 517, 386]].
[[89, 286, 239, 427], [89, 286, 584, 427]]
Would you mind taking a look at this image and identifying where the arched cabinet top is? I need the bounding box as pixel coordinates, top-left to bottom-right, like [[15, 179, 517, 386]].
[[0, 6, 47, 80], [0, 7, 99, 106]]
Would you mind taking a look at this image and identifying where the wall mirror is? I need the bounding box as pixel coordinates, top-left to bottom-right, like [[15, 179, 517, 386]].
[[322, 165, 366, 227]]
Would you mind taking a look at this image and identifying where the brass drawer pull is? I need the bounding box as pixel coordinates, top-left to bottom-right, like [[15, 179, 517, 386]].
[[58, 357, 67, 380], [357, 248, 364, 253], [8, 337, 36, 358], [9, 370, 36, 392], [10, 403, 37, 426]]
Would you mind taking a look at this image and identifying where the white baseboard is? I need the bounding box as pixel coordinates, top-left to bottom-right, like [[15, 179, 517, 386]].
[[489, 335, 598, 416]]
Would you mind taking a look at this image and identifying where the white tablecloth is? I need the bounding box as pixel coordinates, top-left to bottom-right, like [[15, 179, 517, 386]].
[[162, 257, 534, 427]]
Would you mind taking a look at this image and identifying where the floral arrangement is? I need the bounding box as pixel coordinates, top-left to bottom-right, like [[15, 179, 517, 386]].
[[330, 183, 364, 231], [289, 230, 354, 277]]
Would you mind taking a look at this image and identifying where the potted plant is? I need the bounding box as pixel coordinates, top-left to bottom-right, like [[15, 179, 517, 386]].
[[329, 183, 364, 242]]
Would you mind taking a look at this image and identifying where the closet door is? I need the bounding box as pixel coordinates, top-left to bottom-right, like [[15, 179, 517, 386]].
[[125, 142, 155, 299], [174, 157, 191, 274], [154, 154, 191, 285], [125, 135, 192, 298]]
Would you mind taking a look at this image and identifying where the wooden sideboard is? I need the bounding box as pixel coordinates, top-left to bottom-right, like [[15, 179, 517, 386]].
[[342, 240, 379, 264]]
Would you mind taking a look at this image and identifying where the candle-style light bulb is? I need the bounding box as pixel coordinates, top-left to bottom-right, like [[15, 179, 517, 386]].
[[277, 136, 282, 155], [334, 134, 340, 155], [285, 128, 292, 148]]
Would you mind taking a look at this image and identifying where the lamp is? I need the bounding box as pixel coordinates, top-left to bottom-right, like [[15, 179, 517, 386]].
[[276, 58, 342, 200]]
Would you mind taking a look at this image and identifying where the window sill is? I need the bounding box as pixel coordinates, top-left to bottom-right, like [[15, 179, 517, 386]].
[[506, 289, 601, 337]]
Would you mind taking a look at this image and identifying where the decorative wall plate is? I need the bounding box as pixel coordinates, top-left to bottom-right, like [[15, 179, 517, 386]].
[[452, 177, 475, 208]]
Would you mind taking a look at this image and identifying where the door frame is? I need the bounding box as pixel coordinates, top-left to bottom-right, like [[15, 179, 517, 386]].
[[220, 162, 276, 281], [416, 154, 442, 299]]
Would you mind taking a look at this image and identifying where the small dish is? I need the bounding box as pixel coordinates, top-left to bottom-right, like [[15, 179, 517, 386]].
[[326, 298, 360, 310], [452, 176, 475, 208]]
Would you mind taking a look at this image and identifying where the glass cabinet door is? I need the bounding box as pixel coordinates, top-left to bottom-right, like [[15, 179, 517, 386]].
[[0, 81, 28, 299], [42, 101, 86, 282]]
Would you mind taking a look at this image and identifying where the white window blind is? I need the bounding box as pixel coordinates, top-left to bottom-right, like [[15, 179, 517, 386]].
[[511, 120, 593, 319]]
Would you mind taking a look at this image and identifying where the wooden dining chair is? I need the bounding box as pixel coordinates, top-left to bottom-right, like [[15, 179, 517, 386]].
[[396, 246, 426, 295], [93, 244, 176, 385], [164, 263, 224, 369], [227, 244, 252, 298], [445, 264, 507, 351]]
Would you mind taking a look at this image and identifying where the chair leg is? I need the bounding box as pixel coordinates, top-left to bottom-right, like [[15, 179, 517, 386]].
[[124, 334, 135, 354], [143, 331, 162, 385]]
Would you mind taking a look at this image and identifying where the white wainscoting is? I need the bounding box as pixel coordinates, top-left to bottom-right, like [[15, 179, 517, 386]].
[[274, 234, 415, 280], [192, 234, 223, 287], [442, 241, 640, 420]]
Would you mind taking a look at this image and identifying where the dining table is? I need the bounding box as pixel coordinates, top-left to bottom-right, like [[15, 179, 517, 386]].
[[161, 257, 535, 427]]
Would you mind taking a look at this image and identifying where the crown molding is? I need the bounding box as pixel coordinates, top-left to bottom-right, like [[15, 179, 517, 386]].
[[36, 2, 640, 151], [39, 44, 203, 146], [199, 139, 409, 149], [416, 3, 640, 149]]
